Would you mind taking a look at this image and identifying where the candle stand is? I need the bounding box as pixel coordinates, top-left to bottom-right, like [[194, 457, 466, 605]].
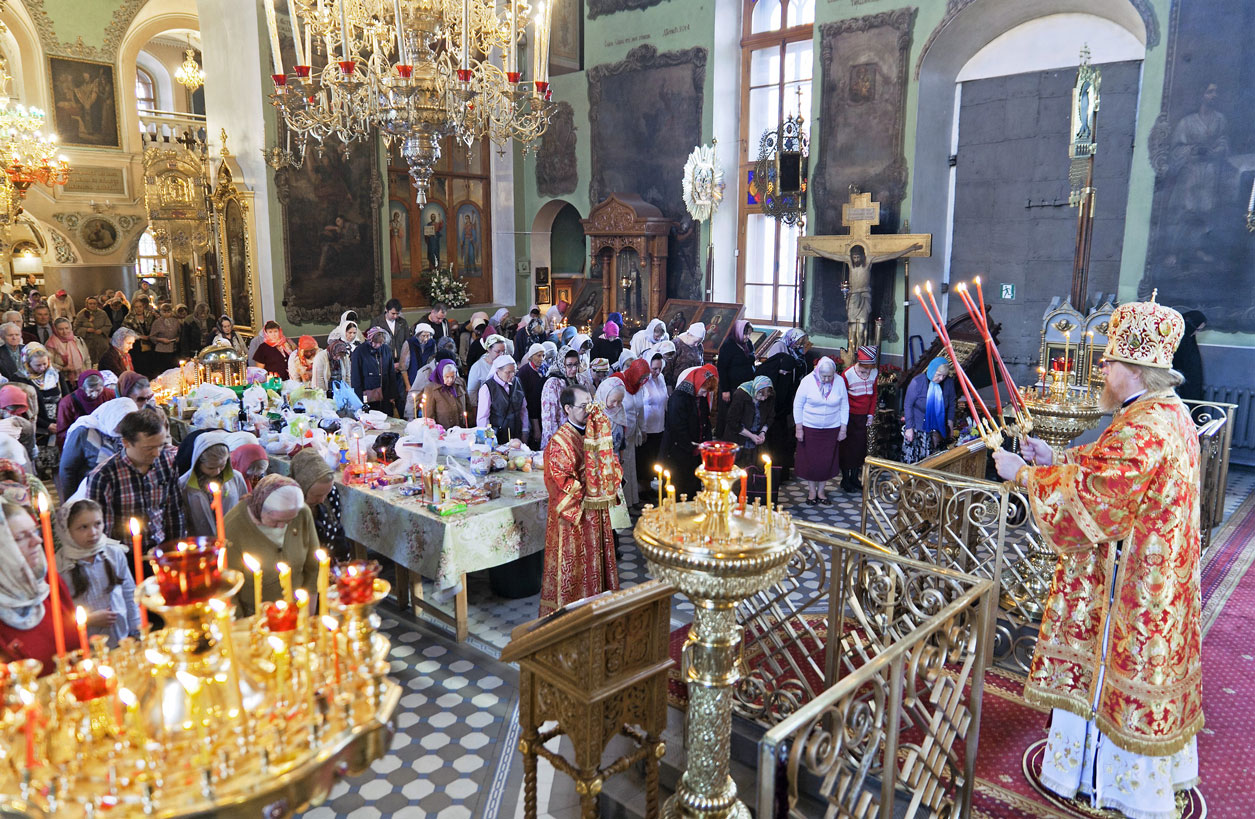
[[634, 442, 800, 818]]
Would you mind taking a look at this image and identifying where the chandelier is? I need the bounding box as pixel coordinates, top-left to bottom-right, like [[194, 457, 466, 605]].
[[0, 65, 69, 226], [264, 0, 556, 203], [174, 39, 205, 92]]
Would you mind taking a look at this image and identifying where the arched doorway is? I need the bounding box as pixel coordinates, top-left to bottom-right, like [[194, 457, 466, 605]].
[[529, 200, 585, 307]]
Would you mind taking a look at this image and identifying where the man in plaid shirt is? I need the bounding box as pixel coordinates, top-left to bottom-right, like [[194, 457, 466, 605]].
[[85, 407, 185, 549]]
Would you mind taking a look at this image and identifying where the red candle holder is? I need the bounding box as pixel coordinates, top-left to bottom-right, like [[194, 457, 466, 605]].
[[338, 60, 357, 75], [534, 80, 550, 97], [396, 64, 413, 79], [272, 73, 287, 87], [457, 68, 473, 83], [294, 65, 311, 78], [506, 71, 521, 83], [699, 441, 739, 473], [67, 661, 115, 702], [149, 538, 223, 606], [332, 561, 381, 606], [264, 600, 298, 632]]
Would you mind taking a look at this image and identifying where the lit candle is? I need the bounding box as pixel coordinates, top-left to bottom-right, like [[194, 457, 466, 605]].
[[762, 454, 773, 517], [243, 553, 263, 615], [738, 471, 747, 511], [208, 599, 242, 712], [268, 635, 288, 704], [322, 615, 342, 687], [666, 483, 676, 523], [316, 548, 330, 615], [129, 517, 147, 629], [263, 0, 284, 76], [75, 606, 89, 659], [463, 410, 469, 428], [208, 481, 225, 547], [295, 589, 310, 645], [37, 495, 65, 660], [653, 464, 663, 509], [277, 561, 293, 605]]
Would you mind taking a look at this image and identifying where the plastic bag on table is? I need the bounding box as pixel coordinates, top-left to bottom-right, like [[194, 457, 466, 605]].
[[242, 383, 268, 414], [331, 380, 363, 414], [443, 455, 479, 488]]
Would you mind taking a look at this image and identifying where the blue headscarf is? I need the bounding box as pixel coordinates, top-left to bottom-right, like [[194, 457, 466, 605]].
[[924, 358, 948, 434]]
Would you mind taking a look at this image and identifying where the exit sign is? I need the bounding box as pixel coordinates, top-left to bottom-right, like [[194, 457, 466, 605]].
[[1000, 283, 1016, 300]]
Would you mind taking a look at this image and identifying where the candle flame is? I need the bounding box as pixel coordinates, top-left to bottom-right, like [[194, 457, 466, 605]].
[[118, 688, 137, 708], [295, 589, 309, 605], [208, 481, 221, 494], [316, 548, 328, 563], [762, 454, 772, 465], [242, 553, 261, 573], [37, 493, 48, 514], [913, 285, 922, 295], [925, 280, 933, 293], [175, 670, 201, 695], [973, 275, 981, 285], [321, 615, 338, 631], [277, 561, 290, 575], [207, 599, 226, 615], [267, 635, 287, 653], [129, 518, 141, 536], [75, 605, 86, 627]]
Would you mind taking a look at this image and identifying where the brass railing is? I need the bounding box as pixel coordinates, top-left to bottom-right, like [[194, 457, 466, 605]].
[[755, 525, 994, 818]]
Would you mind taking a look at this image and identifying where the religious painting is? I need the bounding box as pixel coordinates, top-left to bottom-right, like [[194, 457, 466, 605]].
[[419, 202, 447, 272], [809, 10, 916, 339], [697, 303, 745, 358], [223, 200, 254, 331], [659, 299, 703, 338], [849, 63, 877, 104], [388, 201, 412, 279], [79, 217, 119, 254], [565, 279, 604, 329], [535, 266, 551, 288], [537, 101, 578, 196], [48, 57, 120, 148], [554, 281, 575, 307], [549, 0, 583, 75], [278, 143, 383, 324], [454, 202, 483, 278], [588, 45, 706, 299], [536, 285, 552, 305], [587, 0, 665, 18], [1140, 0, 1255, 333]]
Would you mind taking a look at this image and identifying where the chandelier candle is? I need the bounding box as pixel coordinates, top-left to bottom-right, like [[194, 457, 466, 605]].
[[393, 0, 407, 65], [263, 0, 284, 76]]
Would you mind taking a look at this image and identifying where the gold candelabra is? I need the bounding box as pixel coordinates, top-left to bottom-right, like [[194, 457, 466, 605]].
[[635, 444, 801, 818], [0, 545, 398, 818]]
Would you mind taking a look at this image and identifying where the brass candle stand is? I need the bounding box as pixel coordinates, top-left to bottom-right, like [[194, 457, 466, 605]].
[[634, 443, 801, 818], [1018, 368, 1104, 455], [0, 570, 399, 817]]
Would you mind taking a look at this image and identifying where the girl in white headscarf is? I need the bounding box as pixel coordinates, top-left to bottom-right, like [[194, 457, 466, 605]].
[[630, 318, 670, 357], [636, 344, 670, 492], [571, 333, 594, 384], [56, 498, 141, 647], [178, 431, 248, 539]]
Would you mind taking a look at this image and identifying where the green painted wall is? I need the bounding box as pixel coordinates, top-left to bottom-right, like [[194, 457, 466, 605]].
[[38, 0, 120, 50], [550, 203, 586, 275]]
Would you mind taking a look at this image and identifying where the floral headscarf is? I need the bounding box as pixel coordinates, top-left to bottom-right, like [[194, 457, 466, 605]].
[[246, 474, 303, 520], [738, 375, 774, 399]]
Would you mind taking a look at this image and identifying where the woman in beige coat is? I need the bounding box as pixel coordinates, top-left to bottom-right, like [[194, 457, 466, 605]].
[[222, 475, 319, 616]]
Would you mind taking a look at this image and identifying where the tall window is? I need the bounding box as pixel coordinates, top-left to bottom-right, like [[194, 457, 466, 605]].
[[738, 0, 813, 325], [136, 229, 165, 280], [136, 67, 157, 112]]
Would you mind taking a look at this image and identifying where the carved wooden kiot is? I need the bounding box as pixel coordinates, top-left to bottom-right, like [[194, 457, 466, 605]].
[[501, 580, 674, 819], [581, 194, 673, 325]]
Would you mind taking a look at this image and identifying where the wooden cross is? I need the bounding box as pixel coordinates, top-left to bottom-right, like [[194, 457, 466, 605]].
[[798, 190, 932, 265]]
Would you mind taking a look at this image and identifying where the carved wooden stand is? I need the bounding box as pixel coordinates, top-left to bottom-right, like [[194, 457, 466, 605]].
[[502, 581, 674, 819]]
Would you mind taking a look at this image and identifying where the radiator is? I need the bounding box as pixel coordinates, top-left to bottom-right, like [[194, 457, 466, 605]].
[[1203, 385, 1255, 463]]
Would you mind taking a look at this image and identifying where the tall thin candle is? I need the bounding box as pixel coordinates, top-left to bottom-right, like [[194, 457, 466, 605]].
[[37, 495, 65, 660], [508, 0, 518, 76], [955, 285, 1002, 419], [1064, 331, 1072, 385], [243, 553, 263, 615], [209, 481, 225, 547], [339, 0, 350, 60], [263, 0, 285, 76], [129, 518, 148, 629], [322, 615, 342, 687], [277, 561, 293, 605], [393, 0, 407, 64], [316, 548, 330, 615], [75, 607, 89, 660], [289, 0, 306, 66], [762, 454, 773, 517], [653, 464, 663, 509], [460, 0, 470, 72]]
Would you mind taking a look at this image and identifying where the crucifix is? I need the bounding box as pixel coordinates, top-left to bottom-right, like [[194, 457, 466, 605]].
[[799, 189, 932, 352]]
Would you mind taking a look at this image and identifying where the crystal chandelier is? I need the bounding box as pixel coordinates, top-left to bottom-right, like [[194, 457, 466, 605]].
[[264, 0, 556, 203], [174, 39, 205, 92], [0, 65, 69, 225]]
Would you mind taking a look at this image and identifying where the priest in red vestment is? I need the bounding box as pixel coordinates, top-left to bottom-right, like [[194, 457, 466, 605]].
[[539, 383, 622, 615], [993, 298, 1201, 819]]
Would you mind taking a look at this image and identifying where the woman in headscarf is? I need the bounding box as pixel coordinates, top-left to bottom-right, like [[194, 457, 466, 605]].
[[351, 326, 402, 415], [490, 307, 513, 338], [590, 358, 611, 389], [420, 359, 468, 429], [252, 321, 293, 379], [630, 318, 669, 357], [544, 301, 568, 333], [660, 364, 717, 499], [287, 336, 319, 384], [651, 339, 677, 390], [400, 323, 436, 393], [571, 333, 595, 385], [722, 375, 775, 467], [45, 317, 90, 387], [636, 345, 669, 495], [540, 340, 558, 376], [213, 315, 249, 357], [289, 448, 348, 559], [540, 346, 581, 450], [461, 311, 491, 368], [178, 431, 247, 539], [616, 349, 637, 374], [223, 475, 318, 617], [412, 336, 459, 396], [20, 343, 63, 448], [230, 444, 270, 492], [148, 302, 182, 373], [518, 343, 547, 448], [312, 327, 353, 393], [672, 323, 706, 390], [98, 327, 137, 376], [334, 310, 361, 352], [122, 298, 154, 373], [513, 317, 548, 363], [716, 320, 757, 438], [476, 355, 527, 443], [793, 357, 848, 505], [55, 397, 138, 498], [839, 346, 879, 492], [592, 320, 623, 365], [1173, 309, 1206, 401], [755, 328, 809, 481], [595, 377, 631, 521], [608, 358, 650, 508], [0, 501, 81, 673], [902, 357, 955, 465], [55, 370, 113, 449]]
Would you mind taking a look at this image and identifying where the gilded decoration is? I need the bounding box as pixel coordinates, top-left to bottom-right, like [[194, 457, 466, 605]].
[[21, 0, 152, 60], [211, 139, 260, 333], [143, 145, 211, 264]]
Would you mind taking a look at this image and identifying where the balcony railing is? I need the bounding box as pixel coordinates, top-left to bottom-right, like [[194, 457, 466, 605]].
[[138, 109, 209, 152]]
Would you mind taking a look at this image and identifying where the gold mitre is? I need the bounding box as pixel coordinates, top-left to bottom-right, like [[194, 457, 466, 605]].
[[1103, 292, 1185, 369]]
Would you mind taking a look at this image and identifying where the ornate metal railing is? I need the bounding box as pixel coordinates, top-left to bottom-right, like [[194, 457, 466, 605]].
[[755, 526, 994, 818], [1184, 399, 1236, 550], [859, 457, 1049, 673]]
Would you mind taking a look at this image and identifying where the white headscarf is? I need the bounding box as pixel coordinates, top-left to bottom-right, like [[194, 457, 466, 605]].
[[571, 334, 593, 370], [66, 397, 138, 443], [677, 322, 706, 345], [181, 430, 231, 484], [490, 355, 518, 379], [0, 504, 49, 630], [630, 319, 670, 356], [490, 308, 510, 325], [523, 343, 546, 364], [616, 350, 637, 372], [595, 378, 628, 427], [256, 484, 305, 545], [650, 340, 676, 360], [413, 322, 435, 337]]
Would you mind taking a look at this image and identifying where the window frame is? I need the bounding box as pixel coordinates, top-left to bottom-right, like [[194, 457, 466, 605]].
[[135, 66, 158, 113], [737, 0, 813, 326]]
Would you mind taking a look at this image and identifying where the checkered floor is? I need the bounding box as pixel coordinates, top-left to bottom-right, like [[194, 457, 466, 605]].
[[301, 467, 1254, 818]]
